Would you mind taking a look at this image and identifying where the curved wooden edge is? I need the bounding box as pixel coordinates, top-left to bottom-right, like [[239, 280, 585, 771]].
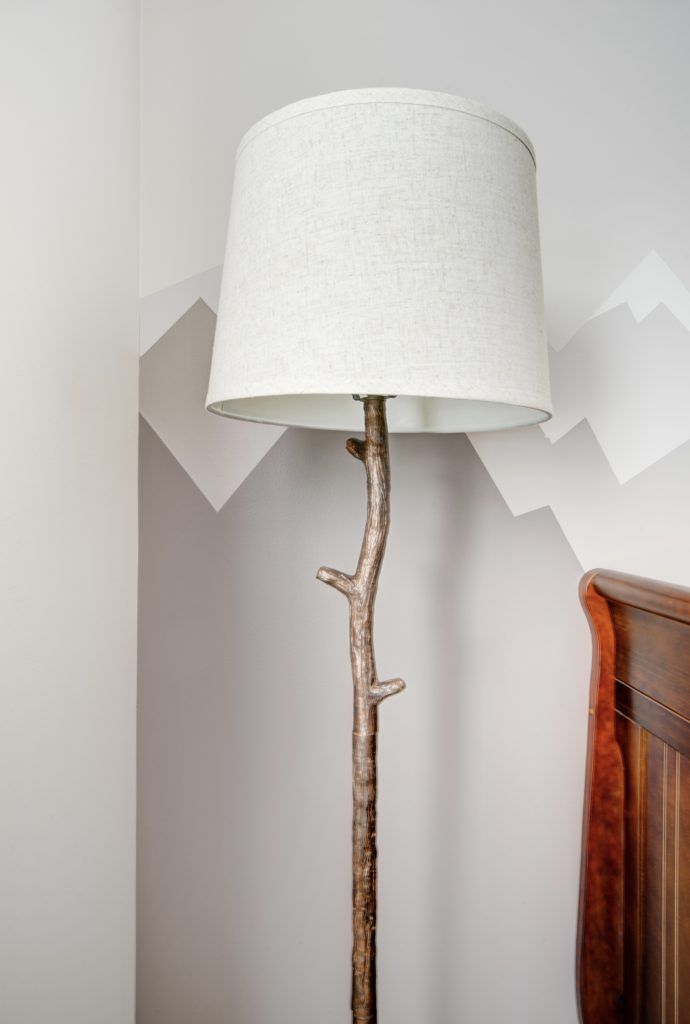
[[576, 570, 625, 1024], [589, 568, 690, 626]]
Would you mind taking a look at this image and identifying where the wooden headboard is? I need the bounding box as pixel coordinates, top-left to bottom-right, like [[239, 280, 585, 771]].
[[578, 569, 690, 1024]]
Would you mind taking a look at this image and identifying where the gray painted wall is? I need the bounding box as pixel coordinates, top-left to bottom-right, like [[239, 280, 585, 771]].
[[138, 0, 690, 1020], [139, 412, 587, 1023], [1, 3, 139, 1020]]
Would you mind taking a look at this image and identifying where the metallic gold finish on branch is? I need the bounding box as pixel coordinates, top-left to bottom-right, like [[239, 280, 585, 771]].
[[317, 397, 405, 1024]]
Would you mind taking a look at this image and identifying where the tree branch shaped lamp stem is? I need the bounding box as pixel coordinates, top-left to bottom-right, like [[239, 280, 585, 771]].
[[317, 397, 405, 1024]]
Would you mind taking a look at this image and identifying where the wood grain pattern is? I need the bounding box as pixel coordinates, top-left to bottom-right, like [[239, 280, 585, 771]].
[[644, 733, 665, 1024], [612, 605, 690, 721], [578, 570, 690, 1024], [616, 715, 645, 1024], [578, 570, 626, 1023], [317, 397, 405, 1024], [675, 757, 683, 1011], [617, 682, 690, 762]]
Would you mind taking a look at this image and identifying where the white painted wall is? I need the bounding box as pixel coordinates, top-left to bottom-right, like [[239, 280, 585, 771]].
[[140, 0, 690, 344], [0, 4, 139, 1021]]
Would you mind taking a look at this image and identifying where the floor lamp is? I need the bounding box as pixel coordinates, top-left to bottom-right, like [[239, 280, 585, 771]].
[[206, 88, 552, 1023]]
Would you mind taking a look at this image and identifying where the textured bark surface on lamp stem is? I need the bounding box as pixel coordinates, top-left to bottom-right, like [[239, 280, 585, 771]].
[[317, 397, 405, 1024]]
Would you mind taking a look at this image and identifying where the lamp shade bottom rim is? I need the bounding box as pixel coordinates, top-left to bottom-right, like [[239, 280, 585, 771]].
[[207, 394, 551, 432]]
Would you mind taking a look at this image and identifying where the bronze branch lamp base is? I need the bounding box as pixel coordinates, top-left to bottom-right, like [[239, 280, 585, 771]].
[[317, 396, 402, 1022], [206, 88, 552, 1022]]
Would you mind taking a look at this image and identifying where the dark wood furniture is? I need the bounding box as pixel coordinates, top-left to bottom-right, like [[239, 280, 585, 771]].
[[578, 570, 690, 1023]]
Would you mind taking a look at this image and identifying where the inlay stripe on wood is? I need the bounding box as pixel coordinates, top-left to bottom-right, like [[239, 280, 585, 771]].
[[661, 745, 680, 1023], [678, 754, 690, 1019], [616, 681, 690, 761], [578, 572, 690, 1024], [672, 753, 679, 1024], [645, 733, 664, 1024], [617, 714, 645, 1023]]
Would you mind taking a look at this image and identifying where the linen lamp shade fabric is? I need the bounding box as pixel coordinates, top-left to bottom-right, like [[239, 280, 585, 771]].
[[206, 88, 552, 432]]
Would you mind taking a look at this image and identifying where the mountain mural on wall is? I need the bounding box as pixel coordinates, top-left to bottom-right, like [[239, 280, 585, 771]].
[[541, 302, 690, 483], [541, 251, 690, 483], [469, 419, 690, 583], [589, 249, 690, 333], [469, 250, 690, 582], [139, 299, 284, 511], [140, 265, 223, 356], [139, 251, 690, 578]]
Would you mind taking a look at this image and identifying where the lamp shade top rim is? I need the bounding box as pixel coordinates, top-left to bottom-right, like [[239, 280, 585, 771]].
[[237, 87, 536, 165]]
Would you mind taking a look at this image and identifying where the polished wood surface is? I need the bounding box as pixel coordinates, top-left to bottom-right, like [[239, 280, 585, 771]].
[[578, 570, 690, 1023]]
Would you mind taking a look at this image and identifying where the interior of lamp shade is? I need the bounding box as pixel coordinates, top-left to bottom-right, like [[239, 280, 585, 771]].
[[207, 395, 551, 433]]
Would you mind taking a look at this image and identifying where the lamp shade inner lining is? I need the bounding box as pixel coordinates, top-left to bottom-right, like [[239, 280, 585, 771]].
[[208, 394, 550, 432]]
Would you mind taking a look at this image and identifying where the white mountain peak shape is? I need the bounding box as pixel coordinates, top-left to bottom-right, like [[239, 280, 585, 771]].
[[469, 420, 690, 585], [539, 251, 690, 486], [140, 264, 223, 356], [140, 300, 284, 511], [467, 251, 690, 581], [589, 249, 690, 330]]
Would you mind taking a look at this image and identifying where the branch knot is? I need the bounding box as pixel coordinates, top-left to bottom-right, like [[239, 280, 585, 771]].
[[346, 437, 366, 461], [370, 678, 406, 704], [316, 566, 354, 596]]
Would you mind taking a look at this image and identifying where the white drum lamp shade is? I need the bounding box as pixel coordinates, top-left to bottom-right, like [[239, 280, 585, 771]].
[[207, 88, 552, 432]]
